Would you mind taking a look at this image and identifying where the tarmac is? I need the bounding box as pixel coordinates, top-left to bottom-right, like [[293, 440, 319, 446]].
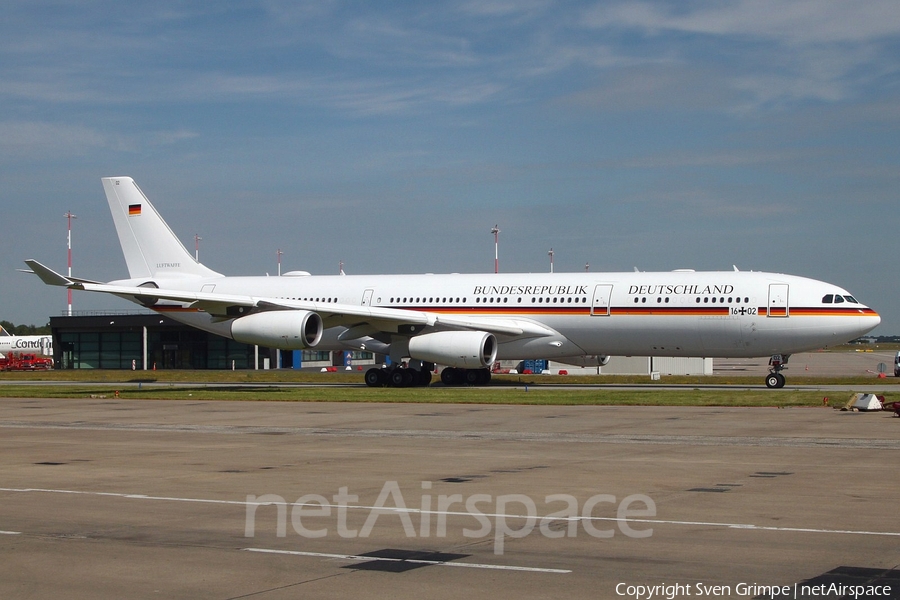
[[1, 397, 899, 599]]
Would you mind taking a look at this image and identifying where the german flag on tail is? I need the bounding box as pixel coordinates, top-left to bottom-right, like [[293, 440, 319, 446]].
[[128, 204, 141, 216]]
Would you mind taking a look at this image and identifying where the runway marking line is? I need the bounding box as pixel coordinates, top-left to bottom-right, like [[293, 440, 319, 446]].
[[243, 548, 571, 574], [0, 530, 22, 535], [2, 486, 900, 539]]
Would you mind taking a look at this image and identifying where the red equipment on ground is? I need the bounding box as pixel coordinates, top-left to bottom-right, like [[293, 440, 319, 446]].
[[0, 352, 54, 371]]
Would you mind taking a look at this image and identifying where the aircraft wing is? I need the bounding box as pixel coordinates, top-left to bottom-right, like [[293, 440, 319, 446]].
[[22, 260, 556, 340]]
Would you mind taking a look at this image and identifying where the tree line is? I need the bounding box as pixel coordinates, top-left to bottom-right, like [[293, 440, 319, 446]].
[[0, 320, 51, 335]]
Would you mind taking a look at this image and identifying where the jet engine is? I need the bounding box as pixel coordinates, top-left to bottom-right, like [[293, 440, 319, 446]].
[[230, 310, 323, 349], [560, 355, 611, 367], [408, 331, 497, 369]]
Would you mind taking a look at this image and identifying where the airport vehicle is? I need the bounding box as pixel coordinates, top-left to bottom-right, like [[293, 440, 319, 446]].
[[0, 326, 53, 359], [0, 352, 54, 371], [24, 177, 881, 388]]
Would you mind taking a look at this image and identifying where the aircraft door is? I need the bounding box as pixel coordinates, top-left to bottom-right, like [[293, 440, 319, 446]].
[[361, 289, 374, 306], [767, 284, 789, 317], [590, 284, 613, 316]]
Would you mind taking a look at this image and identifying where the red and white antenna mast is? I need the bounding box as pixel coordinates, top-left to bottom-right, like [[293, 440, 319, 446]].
[[64, 211, 77, 316]]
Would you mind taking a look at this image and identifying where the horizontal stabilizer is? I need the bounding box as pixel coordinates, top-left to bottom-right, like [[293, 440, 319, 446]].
[[21, 260, 104, 286], [22, 260, 74, 287]]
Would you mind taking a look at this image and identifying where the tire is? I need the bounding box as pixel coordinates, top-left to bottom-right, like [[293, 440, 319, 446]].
[[364, 368, 383, 387], [464, 369, 481, 385], [440, 368, 459, 386], [765, 374, 780, 389], [390, 369, 407, 387], [417, 370, 433, 387]]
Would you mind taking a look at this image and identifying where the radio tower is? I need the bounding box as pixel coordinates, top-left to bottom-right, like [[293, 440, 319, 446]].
[[64, 211, 77, 316], [490, 224, 500, 273]]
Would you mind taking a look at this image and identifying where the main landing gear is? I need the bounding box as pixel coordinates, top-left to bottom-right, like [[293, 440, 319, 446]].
[[440, 367, 491, 386], [765, 354, 789, 389], [364, 364, 494, 388], [365, 363, 434, 388]]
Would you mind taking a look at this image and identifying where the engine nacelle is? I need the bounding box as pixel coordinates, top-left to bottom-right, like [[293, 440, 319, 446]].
[[230, 310, 323, 350], [408, 331, 497, 369], [560, 355, 612, 367]]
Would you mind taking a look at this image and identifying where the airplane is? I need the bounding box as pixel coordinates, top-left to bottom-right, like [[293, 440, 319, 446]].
[[0, 326, 53, 358], [23, 176, 880, 389]]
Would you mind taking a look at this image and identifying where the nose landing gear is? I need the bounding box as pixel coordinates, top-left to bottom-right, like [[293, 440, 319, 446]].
[[765, 354, 789, 388]]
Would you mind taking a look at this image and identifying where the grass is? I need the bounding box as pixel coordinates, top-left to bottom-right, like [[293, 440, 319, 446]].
[[1, 344, 894, 408], [0, 377, 886, 408], [0, 368, 896, 388]]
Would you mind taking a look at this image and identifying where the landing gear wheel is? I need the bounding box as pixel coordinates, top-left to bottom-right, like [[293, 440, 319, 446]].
[[390, 369, 407, 387], [441, 368, 460, 386], [417, 370, 433, 387], [464, 369, 481, 385], [364, 368, 384, 387], [765, 373, 786, 389], [476, 369, 491, 385]]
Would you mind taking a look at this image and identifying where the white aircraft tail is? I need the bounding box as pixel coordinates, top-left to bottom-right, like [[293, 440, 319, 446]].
[[102, 177, 221, 280]]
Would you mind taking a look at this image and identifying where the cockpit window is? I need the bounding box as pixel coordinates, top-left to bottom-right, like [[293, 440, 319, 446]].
[[834, 295, 844, 303], [844, 295, 859, 304], [822, 294, 833, 304]]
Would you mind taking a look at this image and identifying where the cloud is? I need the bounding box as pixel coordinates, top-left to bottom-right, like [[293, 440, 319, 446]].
[[584, 0, 900, 45], [0, 121, 115, 158], [0, 121, 198, 159], [560, 63, 738, 112], [581, 0, 900, 108]]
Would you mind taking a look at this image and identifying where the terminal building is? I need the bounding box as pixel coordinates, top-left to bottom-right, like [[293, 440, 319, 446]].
[[47, 311, 709, 375], [48, 312, 376, 371]]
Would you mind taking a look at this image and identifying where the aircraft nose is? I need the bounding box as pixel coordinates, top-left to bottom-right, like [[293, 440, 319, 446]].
[[860, 307, 881, 335]]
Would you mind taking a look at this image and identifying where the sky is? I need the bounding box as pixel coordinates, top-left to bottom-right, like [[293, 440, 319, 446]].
[[1, 1, 898, 334]]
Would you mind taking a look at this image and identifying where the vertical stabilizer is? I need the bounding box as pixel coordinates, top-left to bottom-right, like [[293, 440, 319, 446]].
[[102, 177, 221, 279]]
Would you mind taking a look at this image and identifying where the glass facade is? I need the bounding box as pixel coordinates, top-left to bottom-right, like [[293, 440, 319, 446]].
[[58, 331, 144, 369], [52, 315, 256, 370], [50, 314, 378, 370]]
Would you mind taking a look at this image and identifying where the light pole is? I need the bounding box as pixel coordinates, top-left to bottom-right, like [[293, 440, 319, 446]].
[[548, 248, 554, 274], [277, 249, 283, 276], [64, 211, 77, 316], [194, 234, 202, 262], [585, 262, 590, 272], [490, 224, 500, 273]]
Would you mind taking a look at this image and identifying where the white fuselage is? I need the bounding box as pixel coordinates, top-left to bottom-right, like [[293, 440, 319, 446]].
[[0, 335, 53, 358], [111, 269, 880, 360]]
